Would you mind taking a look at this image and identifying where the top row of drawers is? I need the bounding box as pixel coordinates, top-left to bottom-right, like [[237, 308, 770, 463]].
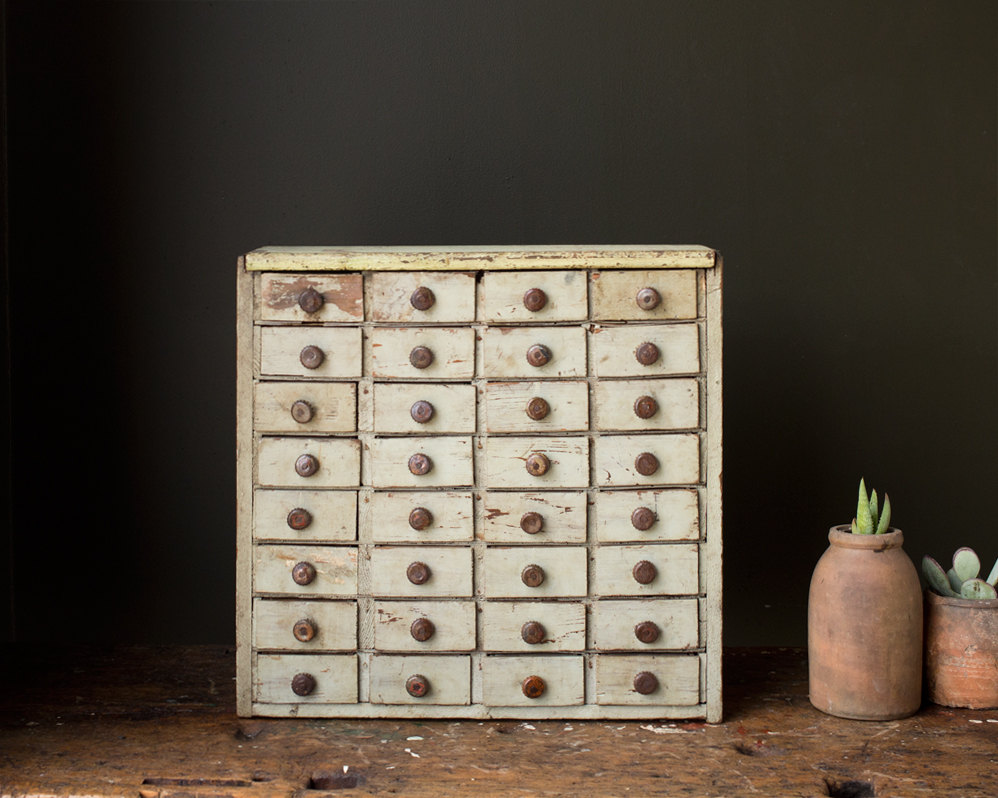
[[257, 270, 698, 323]]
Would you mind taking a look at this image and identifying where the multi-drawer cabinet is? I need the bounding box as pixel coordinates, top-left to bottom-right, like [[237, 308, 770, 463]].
[[236, 246, 722, 720]]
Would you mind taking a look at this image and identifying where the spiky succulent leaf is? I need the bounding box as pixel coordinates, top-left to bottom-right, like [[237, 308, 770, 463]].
[[947, 567, 964, 592], [876, 494, 891, 534], [869, 490, 880, 530], [960, 578, 998, 600], [922, 556, 960, 597], [987, 556, 998, 587], [851, 518, 859, 535], [953, 547, 981, 582], [855, 479, 874, 535]]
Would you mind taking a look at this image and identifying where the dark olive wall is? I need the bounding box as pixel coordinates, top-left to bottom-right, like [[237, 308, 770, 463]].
[[4, 1, 995, 645]]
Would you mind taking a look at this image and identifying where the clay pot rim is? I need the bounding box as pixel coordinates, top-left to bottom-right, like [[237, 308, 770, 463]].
[[828, 524, 904, 550], [925, 588, 998, 610]]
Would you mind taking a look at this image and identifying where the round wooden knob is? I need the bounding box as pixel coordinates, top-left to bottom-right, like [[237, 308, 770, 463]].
[[292, 561, 317, 586], [630, 507, 656, 531], [410, 400, 434, 424], [410, 617, 435, 642], [295, 453, 319, 477], [633, 671, 659, 695], [408, 453, 432, 476], [635, 342, 660, 366], [634, 452, 659, 476], [410, 286, 436, 311], [632, 560, 658, 585], [290, 399, 314, 424], [299, 345, 324, 369], [520, 512, 544, 535], [408, 507, 433, 530], [523, 287, 548, 312], [526, 344, 551, 368], [287, 507, 313, 531], [407, 561, 431, 585], [298, 287, 324, 314], [521, 675, 546, 699], [409, 346, 434, 369], [525, 453, 550, 477], [633, 395, 658, 419], [636, 287, 661, 311], [405, 674, 430, 698], [634, 621, 661, 644], [525, 397, 550, 420], [292, 618, 317, 642], [291, 672, 316, 696], [521, 621, 546, 645], [521, 563, 545, 588]]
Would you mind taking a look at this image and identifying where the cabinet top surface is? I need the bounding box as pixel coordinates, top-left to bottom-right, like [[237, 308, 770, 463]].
[[243, 245, 717, 271]]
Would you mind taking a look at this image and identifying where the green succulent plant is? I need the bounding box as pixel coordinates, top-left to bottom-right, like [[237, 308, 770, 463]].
[[850, 478, 891, 535], [922, 547, 998, 600]]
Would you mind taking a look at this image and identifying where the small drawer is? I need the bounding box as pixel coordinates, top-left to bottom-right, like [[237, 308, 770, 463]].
[[373, 383, 476, 434], [253, 545, 358, 597], [482, 546, 588, 598], [595, 654, 701, 706], [480, 491, 587, 543], [593, 434, 699, 487], [369, 546, 473, 597], [369, 436, 473, 488], [259, 326, 363, 378], [481, 270, 588, 322], [369, 271, 476, 323], [254, 653, 358, 704], [481, 602, 586, 652], [253, 599, 357, 651], [253, 489, 358, 542], [484, 437, 589, 489], [369, 655, 471, 705], [257, 437, 361, 488], [482, 655, 584, 707], [368, 491, 474, 543], [591, 270, 698, 321], [594, 489, 699, 543], [258, 273, 363, 322], [593, 378, 698, 432], [593, 543, 699, 597], [373, 600, 477, 652], [592, 599, 699, 651], [484, 380, 589, 433], [591, 324, 699, 377], [481, 326, 586, 378], [254, 382, 357, 434], [370, 327, 474, 379]]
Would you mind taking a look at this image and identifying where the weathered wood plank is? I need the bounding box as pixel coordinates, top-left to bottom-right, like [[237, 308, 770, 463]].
[[257, 273, 363, 321], [480, 491, 587, 543]]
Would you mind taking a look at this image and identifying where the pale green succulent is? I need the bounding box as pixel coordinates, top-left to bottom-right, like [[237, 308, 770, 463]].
[[850, 478, 891, 535], [922, 547, 998, 600]]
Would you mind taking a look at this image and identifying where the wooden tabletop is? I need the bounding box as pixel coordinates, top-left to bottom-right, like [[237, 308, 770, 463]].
[[1, 646, 995, 797]]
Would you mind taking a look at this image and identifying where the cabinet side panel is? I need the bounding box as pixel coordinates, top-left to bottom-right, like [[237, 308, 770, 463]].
[[704, 258, 723, 722], [236, 257, 255, 716]]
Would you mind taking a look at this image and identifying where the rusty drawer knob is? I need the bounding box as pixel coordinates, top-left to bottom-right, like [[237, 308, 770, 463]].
[[410, 286, 436, 311], [410, 617, 436, 642], [636, 287, 661, 311], [299, 345, 325, 369], [521, 621, 546, 645], [290, 399, 314, 424], [295, 453, 319, 477], [409, 346, 434, 369], [298, 287, 324, 314], [405, 674, 430, 698], [633, 395, 658, 419], [633, 560, 658, 585], [407, 561, 431, 585], [525, 453, 550, 477], [291, 672, 317, 696], [526, 344, 551, 368], [525, 396, 550, 421], [408, 507, 433, 530], [523, 287, 548, 312], [520, 511, 544, 535], [630, 506, 657, 531], [634, 452, 659, 476], [287, 507, 313, 531], [521, 675, 546, 699], [633, 671, 659, 695], [634, 620, 661, 644], [292, 561, 317, 586], [521, 563, 546, 588], [408, 453, 433, 476], [292, 619, 317, 643], [635, 342, 660, 366], [410, 400, 434, 424]]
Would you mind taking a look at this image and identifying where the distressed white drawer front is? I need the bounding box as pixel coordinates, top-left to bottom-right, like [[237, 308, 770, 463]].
[[595, 654, 701, 706], [369, 546, 473, 597], [594, 489, 699, 543], [591, 324, 699, 377], [593, 544, 699, 597], [481, 326, 586, 378], [592, 599, 699, 651], [369, 271, 476, 323], [370, 327, 475, 379], [593, 378, 698, 431], [369, 436, 473, 488], [482, 546, 588, 598], [259, 326, 363, 378], [480, 491, 587, 543], [484, 381, 589, 433], [481, 602, 586, 652], [591, 269, 698, 321], [368, 491, 474, 543], [257, 437, 361, 488], [254, 489, 357, 542], [373, 601, 476, 652], [482, 655, 584, 706], [254, 545, 358, 597], [373, 383, 476, 434], [258, 273, 363, 322], [484, 437, 590, 488], [594, 434, 699, 486], [369, 655, 471, 705], [254, 382, 357, 434], [482, 270, 588, 322], [255, 653, 358, 704], [253, 599, 357, 651]]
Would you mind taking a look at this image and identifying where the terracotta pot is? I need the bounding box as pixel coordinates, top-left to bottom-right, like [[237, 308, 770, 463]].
[[924, 590, 998, 709], [808, 526, 923, 720]]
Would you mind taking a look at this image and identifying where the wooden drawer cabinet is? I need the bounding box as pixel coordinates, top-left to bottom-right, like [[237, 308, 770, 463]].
[[237, 245, 722, 720]]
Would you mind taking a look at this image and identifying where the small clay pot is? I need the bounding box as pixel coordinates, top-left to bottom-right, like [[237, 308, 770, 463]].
[[924, 590, 998, 709]]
